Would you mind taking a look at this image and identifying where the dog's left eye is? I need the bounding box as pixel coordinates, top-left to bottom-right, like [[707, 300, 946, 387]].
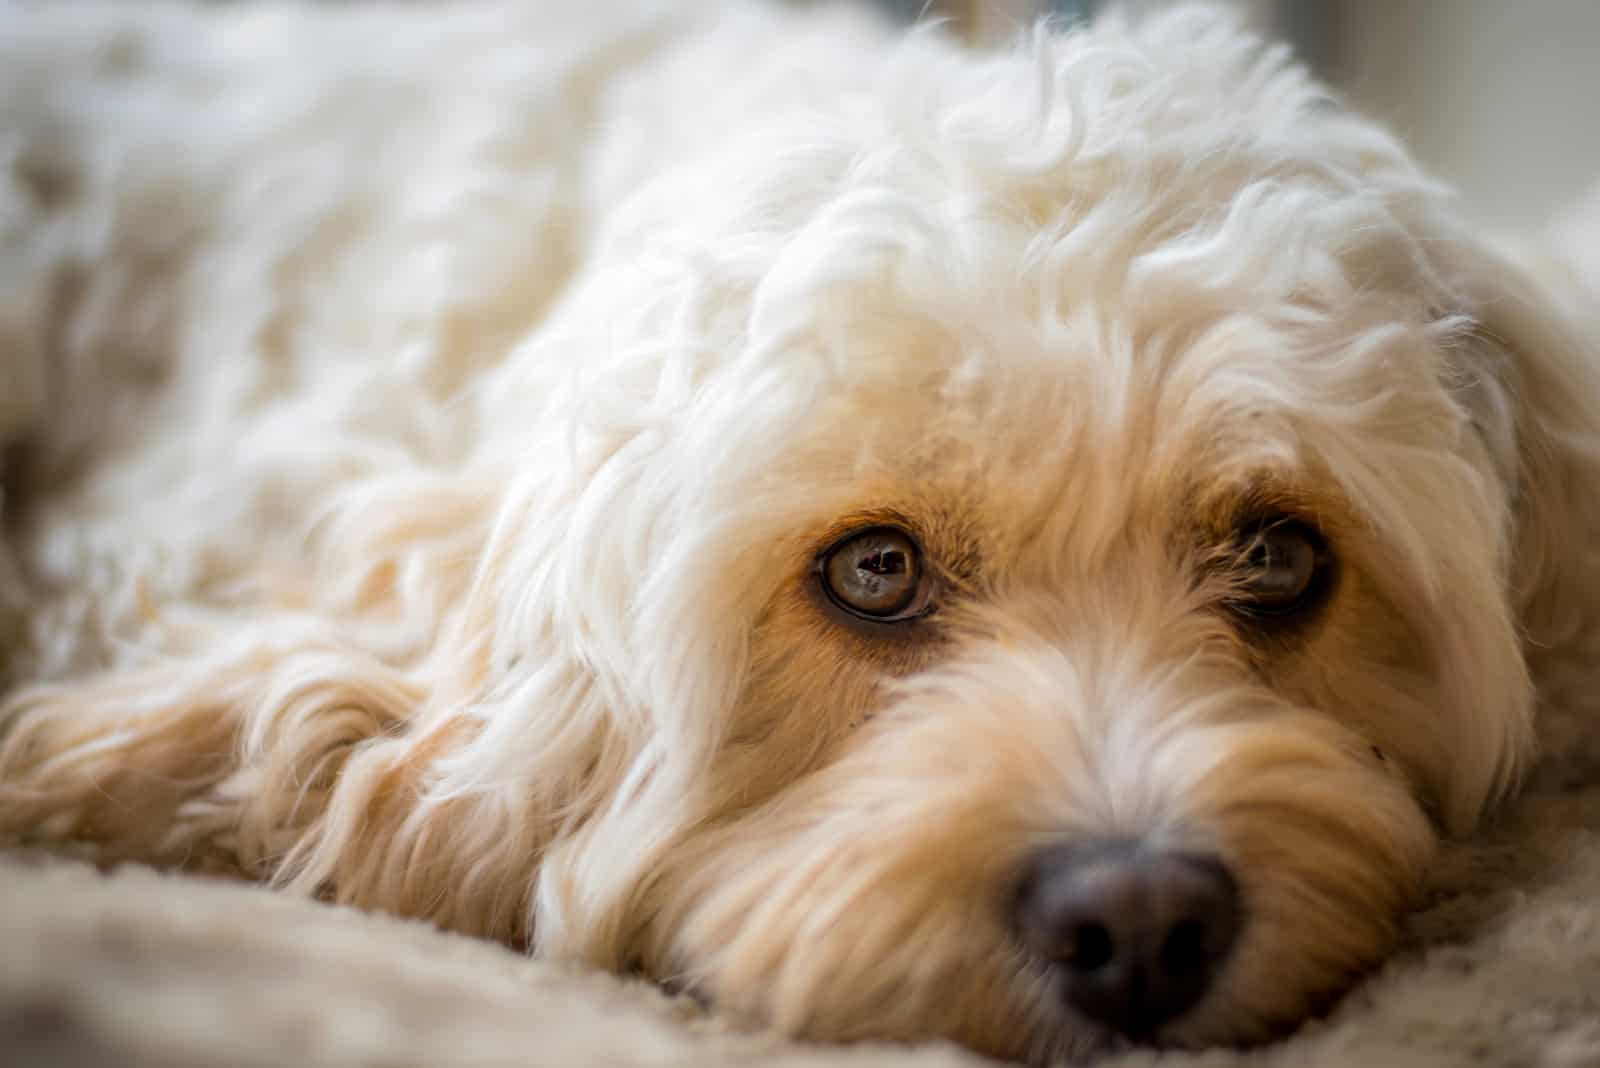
[[1227, 519, 1330, 617], [818, 527, 932, 622]]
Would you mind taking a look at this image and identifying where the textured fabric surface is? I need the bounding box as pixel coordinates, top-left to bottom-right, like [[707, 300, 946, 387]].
[[4, 756, 1600, 1068]]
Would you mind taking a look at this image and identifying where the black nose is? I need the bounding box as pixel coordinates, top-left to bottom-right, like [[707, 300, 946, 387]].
[[1012, 840, 1242, 1037]]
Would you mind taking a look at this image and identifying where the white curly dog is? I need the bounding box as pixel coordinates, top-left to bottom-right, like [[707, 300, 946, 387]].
[[2, 2, 1598, 1062]]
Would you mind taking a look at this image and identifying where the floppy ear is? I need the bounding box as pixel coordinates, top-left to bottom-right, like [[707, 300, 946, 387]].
[[1388, 218, 1600, 832], [1450, 236, 1600, 654]]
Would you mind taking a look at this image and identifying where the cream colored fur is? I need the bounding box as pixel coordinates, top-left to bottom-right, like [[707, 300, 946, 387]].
[[1, 2, 1597, 1063]]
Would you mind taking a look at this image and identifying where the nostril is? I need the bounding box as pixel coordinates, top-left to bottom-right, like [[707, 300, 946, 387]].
[[1067, 922, 1114, 972]]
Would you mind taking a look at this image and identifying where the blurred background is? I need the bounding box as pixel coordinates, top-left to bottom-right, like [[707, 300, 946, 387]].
[[851, 0, 1600, 231]]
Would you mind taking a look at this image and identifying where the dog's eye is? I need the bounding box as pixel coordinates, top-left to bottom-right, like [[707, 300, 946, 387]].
[[818, 527, 930, 621], [1227, 519, 1329, 616]]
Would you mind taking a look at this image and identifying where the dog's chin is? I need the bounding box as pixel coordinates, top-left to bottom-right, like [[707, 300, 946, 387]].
[[636, 643, 1438, 1063]]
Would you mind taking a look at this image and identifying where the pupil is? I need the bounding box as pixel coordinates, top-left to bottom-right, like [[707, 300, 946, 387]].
[[1248, 531, 1310, 596], [861, 549, 907, 576]]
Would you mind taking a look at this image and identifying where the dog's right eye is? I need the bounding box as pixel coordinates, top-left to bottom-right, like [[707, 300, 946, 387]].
[[817, 527, 932, 622]]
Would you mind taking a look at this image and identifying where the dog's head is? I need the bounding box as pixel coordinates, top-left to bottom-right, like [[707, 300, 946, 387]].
[[453, 6, 1595, 1062]]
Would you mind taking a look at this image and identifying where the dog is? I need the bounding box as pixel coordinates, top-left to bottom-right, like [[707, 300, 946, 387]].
[[2, 1, 1598, 1062]]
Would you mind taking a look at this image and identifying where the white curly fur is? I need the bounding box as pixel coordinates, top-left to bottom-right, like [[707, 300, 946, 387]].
[[1, 1, 1598, 1061]]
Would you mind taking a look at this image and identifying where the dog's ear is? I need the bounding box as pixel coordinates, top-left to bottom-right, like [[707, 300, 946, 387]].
[[1396, 223, 1600, 833], [1449, 239, 1600, 650], [1427, 221, 1600, 828]]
